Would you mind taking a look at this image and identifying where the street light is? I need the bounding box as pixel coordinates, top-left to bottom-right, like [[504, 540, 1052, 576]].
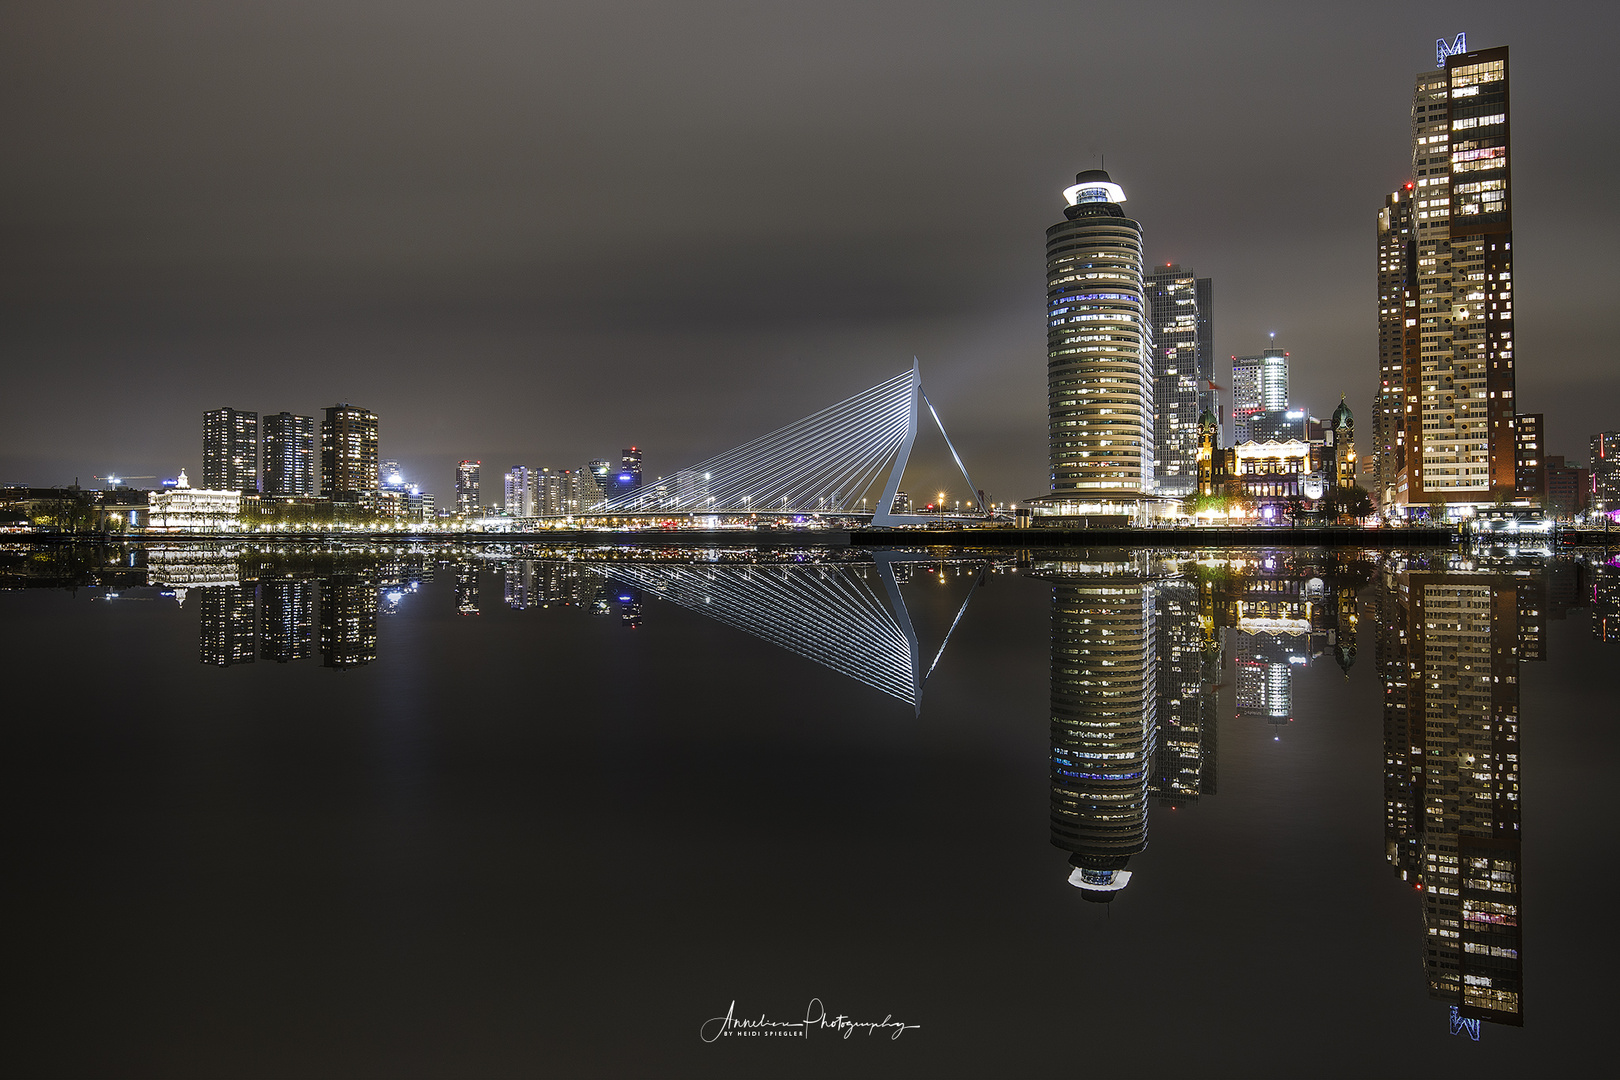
[[938, 492, 946, 526]]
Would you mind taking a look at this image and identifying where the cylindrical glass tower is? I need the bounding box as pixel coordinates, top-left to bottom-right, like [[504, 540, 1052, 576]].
[[1046, 170, 1152, 504], [1049, 568, 1156, 901]]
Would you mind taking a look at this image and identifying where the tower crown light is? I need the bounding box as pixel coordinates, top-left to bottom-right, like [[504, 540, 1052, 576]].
[[1063, 169, 1125, 206]]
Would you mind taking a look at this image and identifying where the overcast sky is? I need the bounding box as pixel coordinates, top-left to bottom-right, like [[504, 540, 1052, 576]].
[[3, 1, 1616, 501]]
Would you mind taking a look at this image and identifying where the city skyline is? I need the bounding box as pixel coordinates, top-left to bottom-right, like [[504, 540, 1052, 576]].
[[2, 5, 1616, 507]]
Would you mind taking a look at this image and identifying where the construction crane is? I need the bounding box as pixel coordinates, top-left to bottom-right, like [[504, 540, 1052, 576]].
[[92, 475, 157, 487]]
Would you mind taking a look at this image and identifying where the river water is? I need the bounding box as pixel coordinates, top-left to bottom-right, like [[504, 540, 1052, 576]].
[[2, 542, 1615, 1077]]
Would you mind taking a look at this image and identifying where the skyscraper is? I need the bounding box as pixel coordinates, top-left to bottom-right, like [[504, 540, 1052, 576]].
[[319, 404, 379, 503], [1145, 264, 1212, 495], [203, 407, 258, 493], [588, 459, 611, 495], [504, 466, 536, 517], [1513, 412, 1544, 500], [1046, 169, 1152, 506], [455, 460, 481, 516], [1593, 432, 1620, 513], [1374, 184, 1418, 510], [262, 412, 316, 497], [1396, 39, 1517, 512], [609, 448, 643, 499], [1230, 347, 1288, 445]]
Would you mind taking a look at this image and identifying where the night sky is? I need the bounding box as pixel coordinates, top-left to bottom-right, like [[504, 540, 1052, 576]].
[[3, 2, 1616, 502]]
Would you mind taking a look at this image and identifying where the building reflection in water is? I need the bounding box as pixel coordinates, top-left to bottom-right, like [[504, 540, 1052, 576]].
[[1378, 554, 1527, 1029], [504, 560, 533, 610], [1043, 554, 1158, 901], [1151, 577, 1218, 805], [455, 563, 481, 615], [198, 583, 256, 666], [260, 579, 315, 663], [1594, 558, 1620, 642], [1042, 551, 1370, 898], [1230, 558, 1358, 740], [319, 575, 380, 669]]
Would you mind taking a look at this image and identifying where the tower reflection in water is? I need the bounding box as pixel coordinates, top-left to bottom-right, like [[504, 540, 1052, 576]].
[[1045, 557, 1157, 900], [1041, 552, 1366, 899], [260, 579, 315, 663], [1378, 554, 1527, 1029]]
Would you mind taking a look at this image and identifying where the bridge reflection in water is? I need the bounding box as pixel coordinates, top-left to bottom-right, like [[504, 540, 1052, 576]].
[[599, 551, 984, 712]]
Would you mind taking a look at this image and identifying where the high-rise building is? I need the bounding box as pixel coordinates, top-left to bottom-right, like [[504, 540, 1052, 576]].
[[1145, 264, 1212, 495], [1593, 431, 1620, 513], [262, 412, 315, 497], [504, 466, 536, 517], [608, 448, 643, 499], [1231, 347, 1288, 445], [1397, 40, 1517, 511], [319, 404, 379, 503], [203, 407, 259, 494], [569, 467, 605, 513], [1374, 184, 1418, 510], [1046, 169, 1153, 506], [1513, 412, 1544, 501], [1195, 277, 1216, 425], [1542, 456, 1586, 521], [588, 459, 611, 495], [455, 460, 481, 516]]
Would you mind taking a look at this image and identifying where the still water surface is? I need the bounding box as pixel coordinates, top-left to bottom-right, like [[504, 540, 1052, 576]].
[[3, 543, 1617, 1076]]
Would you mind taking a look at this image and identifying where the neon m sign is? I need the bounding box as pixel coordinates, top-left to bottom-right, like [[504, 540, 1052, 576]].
[[1437, 33, 1466, 67]]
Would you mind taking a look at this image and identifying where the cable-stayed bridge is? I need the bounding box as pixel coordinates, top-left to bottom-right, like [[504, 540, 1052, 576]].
[[591, 360, 985, 526], [597, 551, 985, 712]]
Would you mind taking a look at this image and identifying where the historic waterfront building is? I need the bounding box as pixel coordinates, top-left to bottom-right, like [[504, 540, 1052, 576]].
[[146, 469, 241, 532], [203, 406, 259, 494], [1045, 170, 1153, 512]]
